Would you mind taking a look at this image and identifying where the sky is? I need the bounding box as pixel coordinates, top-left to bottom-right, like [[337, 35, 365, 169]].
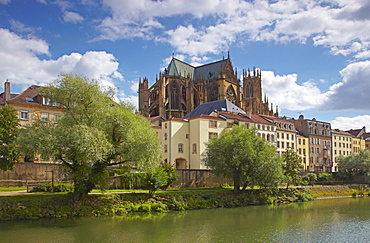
[[0, 0, 370, 131]]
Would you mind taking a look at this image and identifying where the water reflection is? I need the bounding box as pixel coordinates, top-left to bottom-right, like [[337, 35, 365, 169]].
[[1, 197, 370, 242]]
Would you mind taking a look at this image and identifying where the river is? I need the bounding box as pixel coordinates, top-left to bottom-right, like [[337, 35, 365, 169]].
[[1, 197, 370, 242]]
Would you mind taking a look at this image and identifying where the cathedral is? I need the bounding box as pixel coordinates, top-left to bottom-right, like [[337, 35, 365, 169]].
[[138, 53, 278, 119]]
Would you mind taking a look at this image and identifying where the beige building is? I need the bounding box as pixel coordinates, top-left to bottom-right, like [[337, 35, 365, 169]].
[[293, 115, 332, 172], [261, 115, 296, 156], [332, 129, 352, 172], [1, 80, 63, 162], [161, 99, 277, 169]]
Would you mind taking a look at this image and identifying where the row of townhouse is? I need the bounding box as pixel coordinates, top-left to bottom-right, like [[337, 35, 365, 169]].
[[149, 99, 370, 172], [0, 80, 63, 162]]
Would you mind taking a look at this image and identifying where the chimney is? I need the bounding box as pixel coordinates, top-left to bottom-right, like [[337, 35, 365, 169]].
[[4, 80, 10, 105]]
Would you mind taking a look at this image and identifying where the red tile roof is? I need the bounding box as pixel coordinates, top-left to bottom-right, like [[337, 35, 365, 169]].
[[251, 114, 273, 124], [218, 112, 253, 122], [187, 114, 224, 121], [7, 85, 42, 105]]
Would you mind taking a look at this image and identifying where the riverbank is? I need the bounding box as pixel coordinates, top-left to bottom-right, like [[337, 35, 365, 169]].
[[0, 185, 366, 221]]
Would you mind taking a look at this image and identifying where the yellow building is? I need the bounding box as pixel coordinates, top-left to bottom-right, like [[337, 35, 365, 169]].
[[1, 80, 63, 162], [296, 134, 309, 171], [332, 129, 352, 172]]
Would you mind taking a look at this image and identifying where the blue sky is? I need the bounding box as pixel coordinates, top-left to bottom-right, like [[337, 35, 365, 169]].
[[1, 0, 370, 130]]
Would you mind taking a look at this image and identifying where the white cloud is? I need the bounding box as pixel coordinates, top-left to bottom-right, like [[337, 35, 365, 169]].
[[323, 60, 370, 110], [0, 28, 126, 99], [261, 70, 329, 111], [63, 11, 85, 23], [97, 0, 370, 61], [330, 115, 370, 131]]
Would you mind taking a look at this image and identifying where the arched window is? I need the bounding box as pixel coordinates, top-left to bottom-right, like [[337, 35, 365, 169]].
[[226, 85, 237, 104], [171, 83, 179, 109]]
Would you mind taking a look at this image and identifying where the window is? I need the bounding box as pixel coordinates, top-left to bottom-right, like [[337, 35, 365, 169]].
[[164, 133, 168, 140], [303, 139, 306, 145], [281, 133, 284, 139], [54, 114, 61, 121], [303, 149, 306, 155], [227, 122, 233, 127], [298, 138, 301, 145], [291, 134, 294, 140], [165, 123, 167, 129], [316, 148, 320, 153], [192, 143, 197, 153], [245, 123, 249, 129], [178, 143, 183, 153], [41, 113, 48, 122], [281, 142, 284, 148], [277, 141, 280, 148], [164, 145, 168, 153], [186, 134, 189, 139], [209, 132, 218, 139], [43, 97, 50, 105], [209, 120, 217, 128], [20, 111, 28, 120]]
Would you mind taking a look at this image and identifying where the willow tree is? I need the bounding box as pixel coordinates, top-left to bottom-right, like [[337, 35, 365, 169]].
[[17, 74, 162, 199], [203, 125, 283, 193], [0, 107, 20, 171]]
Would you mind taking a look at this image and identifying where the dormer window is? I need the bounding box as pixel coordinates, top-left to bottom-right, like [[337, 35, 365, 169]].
[[43, 97, 50, 105]]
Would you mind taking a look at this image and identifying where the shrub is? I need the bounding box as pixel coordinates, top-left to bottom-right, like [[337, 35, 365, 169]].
[[31, 182, 73, 192], [151, 202, 167, 212], [161, 164, 179, 189], [303, 173, 317, 186], [140, 168, 168, 197], [317, 173, 333, 182]]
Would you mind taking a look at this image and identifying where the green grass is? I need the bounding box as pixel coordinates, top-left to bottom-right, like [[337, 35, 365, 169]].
[[0, 187, 27, 191]]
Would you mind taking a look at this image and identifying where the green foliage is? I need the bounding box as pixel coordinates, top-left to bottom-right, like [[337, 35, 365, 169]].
[[282, 149, 303, 188], [337, 149, 370, 181], [317, 172, 333, 182], [161, 163, 179, 189], [31, 182, 73, 192], [120, 173, 141, 189], [303, 173, 317, 186], [17, 74, 162, 199], [0, 107, 20, 171], [203, 125, 284, 193], [140, 168, 168, 197]]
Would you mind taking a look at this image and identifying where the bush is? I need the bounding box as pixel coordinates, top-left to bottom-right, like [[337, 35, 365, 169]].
[[161, 164, 179, 190], [31, 182, 73, 192], [317, 173, 333, 182], [140, 168, 168, 197], [303, 173, 317, 186]]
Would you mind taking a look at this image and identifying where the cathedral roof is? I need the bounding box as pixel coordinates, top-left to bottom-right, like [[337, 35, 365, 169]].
[[166, 57, 229, 81], [183, 99, 245, 119]]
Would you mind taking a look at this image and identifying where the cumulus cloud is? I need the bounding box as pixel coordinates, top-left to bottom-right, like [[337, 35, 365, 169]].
[[0, 28, 126, 98], [0, 0, 11, 4], [330, 115, 370, 131], [323, 60, 370, 110], [261, 70, 329, 111], [98, 0, 370, 61]]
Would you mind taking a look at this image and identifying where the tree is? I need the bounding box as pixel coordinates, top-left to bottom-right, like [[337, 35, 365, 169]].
[[0, 107, 20, 171], [17, 74, 162, 199], [282, 149, 303, 188], [337, 149, 370, 181], [203, 125, 283, 194]]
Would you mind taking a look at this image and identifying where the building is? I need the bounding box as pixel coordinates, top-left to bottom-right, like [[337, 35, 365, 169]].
[[261, 115, 296, 156], [296, 134, 309, 170], [345, 127, 368, 152], [0, 80, 63, 162], [293, 115, 332, 172], [138, 54, 278, 119], [331, 129, 352, 172], [161, 99, 277, 169]]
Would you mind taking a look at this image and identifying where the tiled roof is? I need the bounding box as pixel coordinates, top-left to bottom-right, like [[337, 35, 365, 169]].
[[260, 115, 294, 123], [251, 114, 273, 124], [218, 112, 253, 122], [183, 99, 245, 119], [7, 85, 42, 104], [167, 117, 188, 122], [188, 114, 225, 121], [332, 129, 352, 135], [345, 128, 365, 137]]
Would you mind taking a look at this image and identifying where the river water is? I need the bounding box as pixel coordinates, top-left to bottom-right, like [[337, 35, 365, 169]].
[[1, 197, 370, 242]]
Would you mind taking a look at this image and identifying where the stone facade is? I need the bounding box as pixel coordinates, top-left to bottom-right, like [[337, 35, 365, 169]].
[[138, 54, 278, 119]]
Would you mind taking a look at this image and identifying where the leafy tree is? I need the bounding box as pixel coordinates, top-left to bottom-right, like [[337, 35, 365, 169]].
[[203, 125, 284, 194], [17, 74, 162, 199], [0, 107, 20, 171], [282, 149, 303, 188], [337, 149, 370, 181]]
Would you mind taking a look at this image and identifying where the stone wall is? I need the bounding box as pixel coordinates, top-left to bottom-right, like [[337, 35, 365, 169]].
[[0, 163, 69, 187]]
